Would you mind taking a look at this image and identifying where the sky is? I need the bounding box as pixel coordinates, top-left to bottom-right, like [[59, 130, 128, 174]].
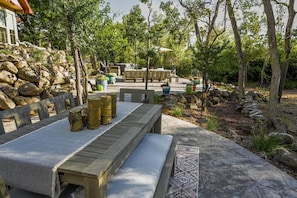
[[108, 0, 176, 21]]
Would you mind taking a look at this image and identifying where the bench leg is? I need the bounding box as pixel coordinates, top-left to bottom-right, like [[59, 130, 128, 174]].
[[84, 176, 107, 198], [153, 114, 162, 134], [0, 176, 10, 198], [171, 154, 177, 177]]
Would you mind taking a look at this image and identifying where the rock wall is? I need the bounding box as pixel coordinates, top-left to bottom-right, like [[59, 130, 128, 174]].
[[0, 43, 75, 110]]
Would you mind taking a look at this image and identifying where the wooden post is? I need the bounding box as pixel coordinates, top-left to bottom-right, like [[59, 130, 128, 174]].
[[87, 98, 101, 129], [100, 96, 112, 125], [68, 109, 84, 132], [107, 93, 117, 118]]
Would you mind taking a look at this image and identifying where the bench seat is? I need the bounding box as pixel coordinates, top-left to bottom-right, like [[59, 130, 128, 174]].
[[107, 133, 176, 198]]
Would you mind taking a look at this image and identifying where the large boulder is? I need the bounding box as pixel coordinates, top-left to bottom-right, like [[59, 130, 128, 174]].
[[1, 83, 18, 98], [0, 54, 21, 63], [274, 148, 297, 169], [53, 70, 66, 84], [18, 82, 43, 96], [37, 77, 51, 89], [39, 89, 53, 100], [269, 132, 294, 145], [18, 67, 40, 82], [0, 61, 18, 74], [0, 70, 17, 85], [0, 90, 16, 110], [15, 60, 28, 69], [14, 78, 29, 88], [13, 96, 40, 106]]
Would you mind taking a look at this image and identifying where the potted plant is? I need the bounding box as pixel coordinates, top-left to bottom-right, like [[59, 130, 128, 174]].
[[186, 83, 193, 94], [161, 82, 170, 94], [105, 73, 117, 84], [96, 75, 109, 91]]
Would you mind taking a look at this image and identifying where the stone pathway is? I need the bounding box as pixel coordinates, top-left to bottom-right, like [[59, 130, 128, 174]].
[[162, 114, 297, 198]]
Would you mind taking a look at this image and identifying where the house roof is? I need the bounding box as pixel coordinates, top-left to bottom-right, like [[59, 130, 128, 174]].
[[0, 0, 33, 14]]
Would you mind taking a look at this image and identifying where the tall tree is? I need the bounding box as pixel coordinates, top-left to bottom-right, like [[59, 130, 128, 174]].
[[140, 0, 153, 91], [178, 0, 225, 112], [275, 0, 296, 102], [179, 0, 225, 88], [226, 0, 246, 99], [262, 0, 282, 123], [123, 5, 146, 67]]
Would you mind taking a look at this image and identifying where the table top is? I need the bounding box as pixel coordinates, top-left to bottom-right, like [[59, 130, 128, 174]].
[[58, 103, 162, 197], [0, 102, 162, 197]]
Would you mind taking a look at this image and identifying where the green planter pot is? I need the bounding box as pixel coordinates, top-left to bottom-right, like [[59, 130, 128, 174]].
[[97, 84, 103, 91]]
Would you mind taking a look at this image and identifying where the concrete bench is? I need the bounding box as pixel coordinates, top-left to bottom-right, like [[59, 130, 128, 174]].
[[0, 93, 76, 134]]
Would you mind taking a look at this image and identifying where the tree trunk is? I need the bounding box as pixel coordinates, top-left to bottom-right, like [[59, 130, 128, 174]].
[[278, 61, 289, 102], [65, 6, 83, 105], [260, 58, 268, 87], [262, 0, 281, 120], [226, 0, 245, 99], [145, 2, 153, 92], [277, 0, 296, 102], [73, 48, 83, 105], [78, 48, 88, 103], [90, 55, 97, 70]]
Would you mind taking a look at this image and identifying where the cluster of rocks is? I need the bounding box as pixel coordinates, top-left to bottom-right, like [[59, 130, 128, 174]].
[[235, 91, 297, 170], [161, 88, 297, 170], [236, 91, 267, 121], [159, 88, 238, 110], [0, 43, 75, 110]]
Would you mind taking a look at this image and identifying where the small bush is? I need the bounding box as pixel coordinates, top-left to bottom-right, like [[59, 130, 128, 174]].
[[207, 116, 219, 131], [28, 48, 47, 63], [251, 132, 286, 155], [171, 105, 184, 117], [285, 81, 297, 89], [154, 94, 162, 104], [0, 49, 13, 55], [186, 84, 193, 94]]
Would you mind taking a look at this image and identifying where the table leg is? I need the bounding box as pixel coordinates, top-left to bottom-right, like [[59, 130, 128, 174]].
[[84, 175, 107, 198]]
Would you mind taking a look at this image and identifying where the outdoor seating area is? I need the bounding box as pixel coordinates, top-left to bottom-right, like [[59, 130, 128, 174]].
[[124, 69, 172, 82], [0, 92, 176, 198]]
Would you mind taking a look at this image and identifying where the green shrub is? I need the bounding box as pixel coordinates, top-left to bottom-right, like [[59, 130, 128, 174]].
[[285, 81, 297, 89], [28, 48, 47, 63], [207, 116, 219, 131], [251, 132, 286, 155], [154, 94, 162, 104], [186, 84, 193, 94], [0, 49, 13, 55], [171, 105, 184, 117]]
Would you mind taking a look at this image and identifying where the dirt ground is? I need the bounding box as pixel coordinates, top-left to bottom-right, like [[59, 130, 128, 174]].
[[168, 89, 297, 180]]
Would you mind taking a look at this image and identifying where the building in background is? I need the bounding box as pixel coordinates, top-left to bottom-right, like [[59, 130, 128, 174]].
[[0, 0, 32, 45]]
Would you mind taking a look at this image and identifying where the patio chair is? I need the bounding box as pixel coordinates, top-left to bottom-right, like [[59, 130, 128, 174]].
[[119, 88, 155, 104]]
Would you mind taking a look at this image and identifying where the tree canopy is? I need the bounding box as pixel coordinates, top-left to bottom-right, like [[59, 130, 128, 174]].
[[17, 0, 297, 119]]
